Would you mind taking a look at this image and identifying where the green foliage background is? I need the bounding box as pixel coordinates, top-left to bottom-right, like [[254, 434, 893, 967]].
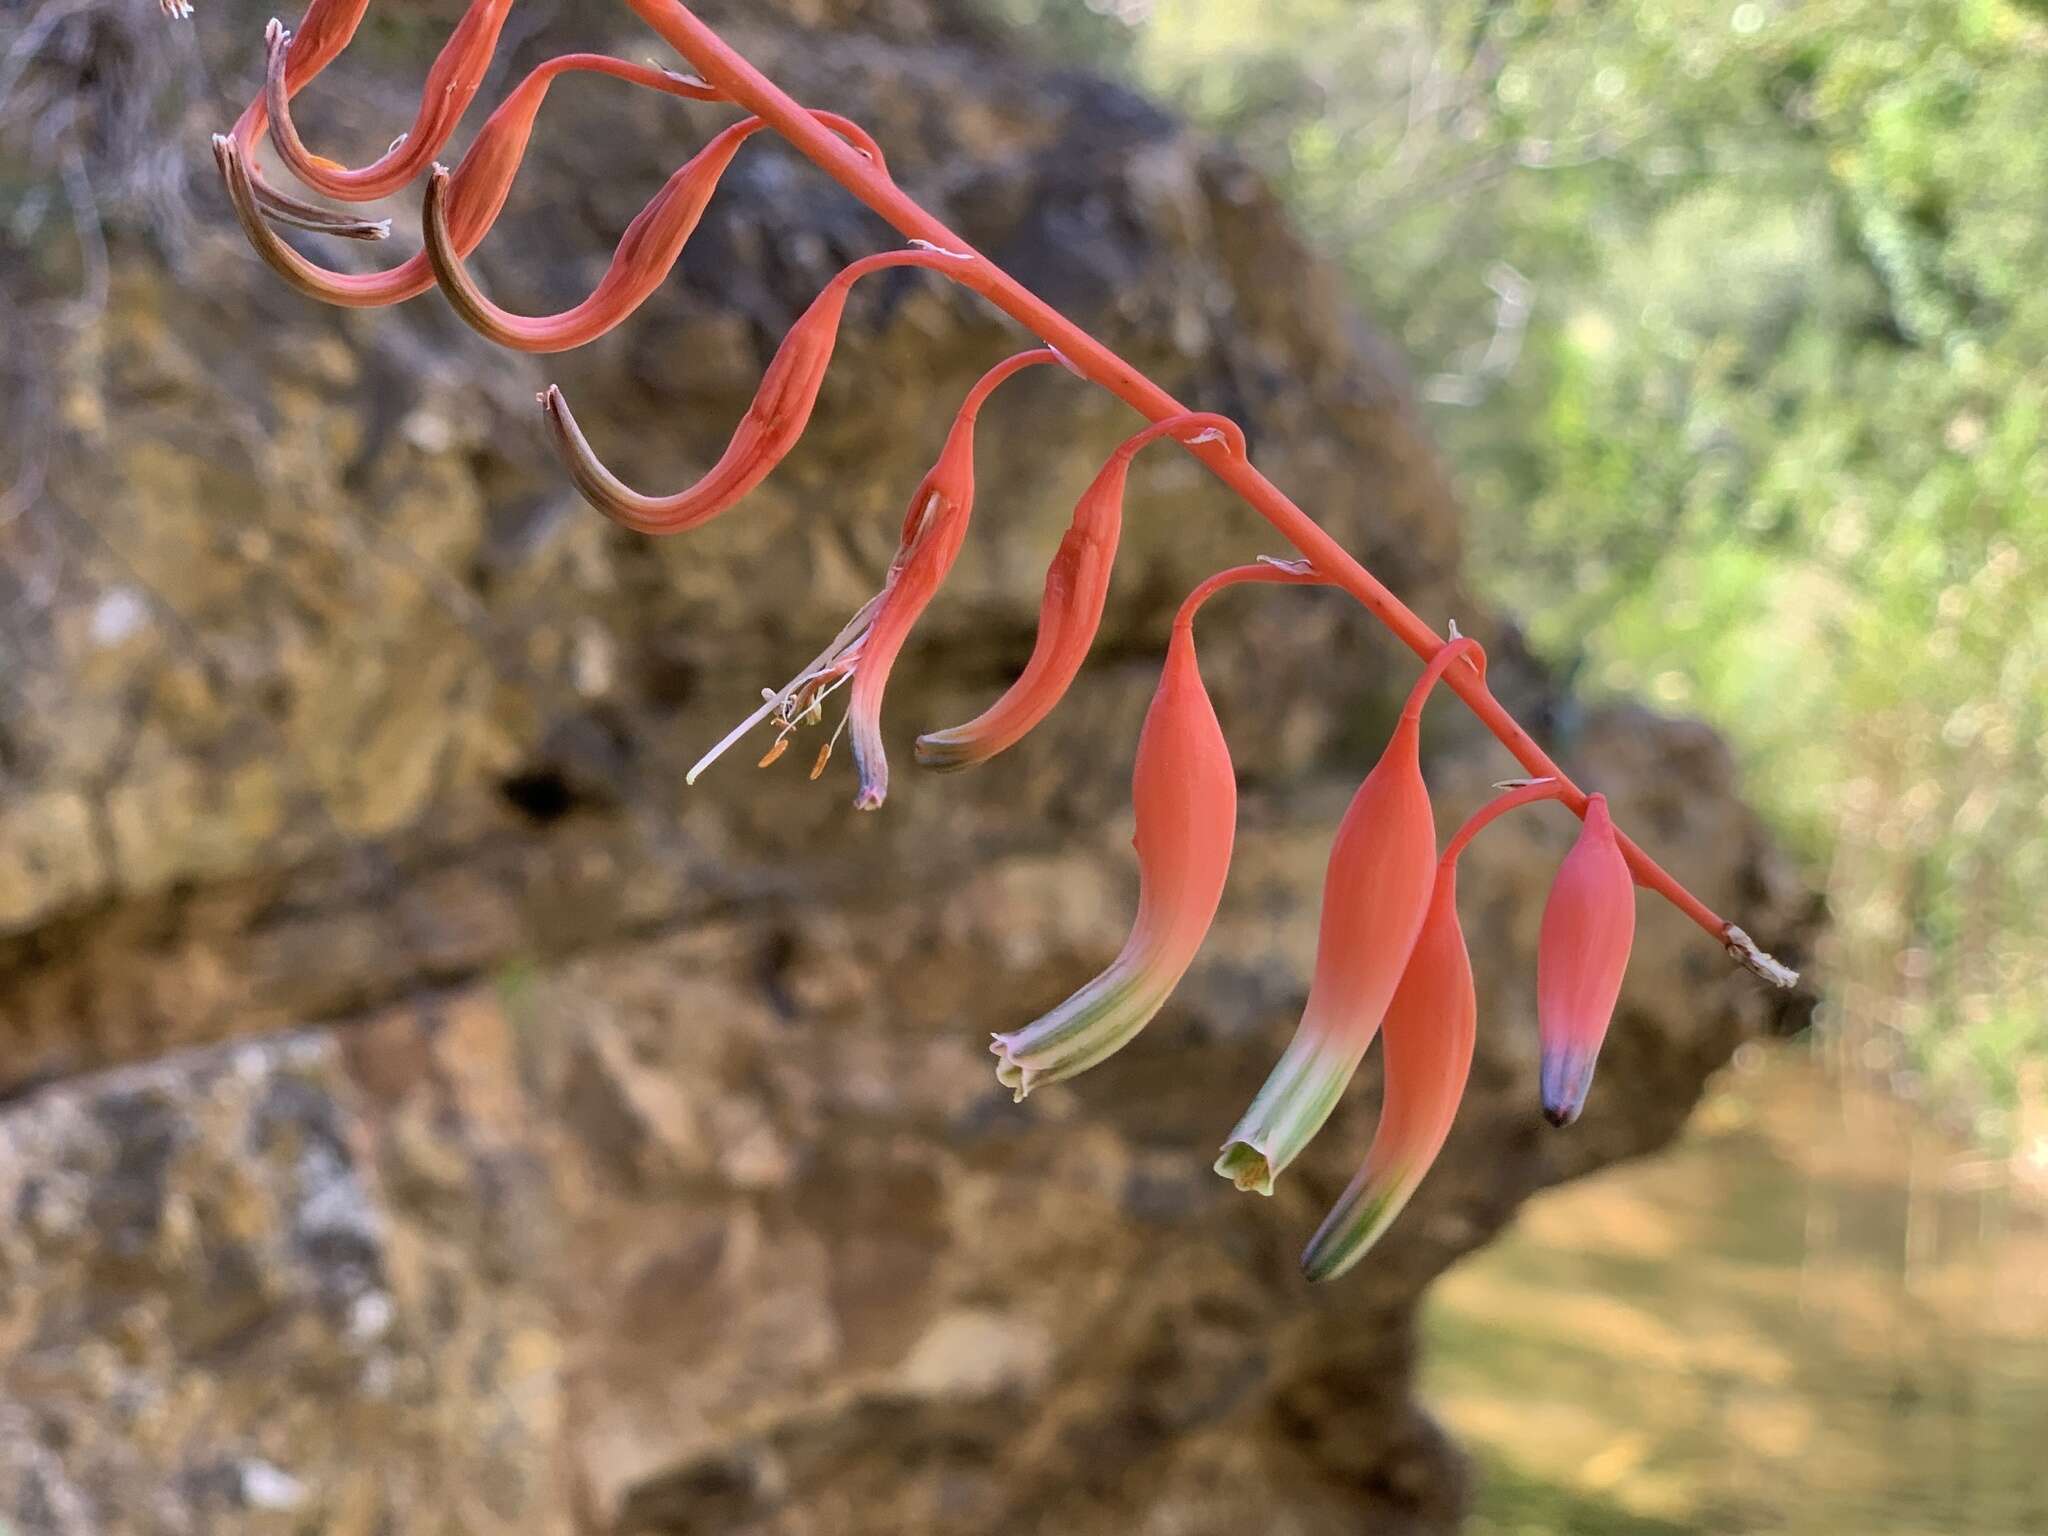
[[985, 0, 2048, 1149]]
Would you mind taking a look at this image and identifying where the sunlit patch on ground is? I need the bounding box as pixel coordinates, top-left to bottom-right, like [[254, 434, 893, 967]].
[[1427, 1047, 2048, 1536]]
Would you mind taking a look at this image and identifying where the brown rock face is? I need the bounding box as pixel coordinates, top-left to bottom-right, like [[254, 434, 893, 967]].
[[0, 2, 1815, 1532]]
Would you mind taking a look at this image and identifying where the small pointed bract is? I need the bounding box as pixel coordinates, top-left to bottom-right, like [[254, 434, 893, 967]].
[[915, 413, 1246, 771], [542, 247, 976, 535], [1299, 862, 1475, 1281], [1536, 792, 1636, 1126], [1215, 636, 1484, 1195]]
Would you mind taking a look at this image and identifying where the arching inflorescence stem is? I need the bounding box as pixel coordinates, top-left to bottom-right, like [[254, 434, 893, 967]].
[[207, 0, 1799, 1271], [610, 0, 1788, 981]]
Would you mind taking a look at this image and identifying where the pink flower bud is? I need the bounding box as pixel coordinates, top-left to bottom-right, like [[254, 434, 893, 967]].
[[1536, 792, 1636, 1125], [1215, 636, 1484, 1195]]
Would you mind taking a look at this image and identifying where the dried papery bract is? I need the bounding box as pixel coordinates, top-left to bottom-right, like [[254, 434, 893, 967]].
[[262, 0, 521, 201], [542, 246, 980, 536], [992, 560, 1325, 1098], [684, 349, 1057, 805], [915, 413, 1249, 771], [1536, 792, 1636, 1125], [1214, 636, 1486, 1196], [1300, 777, 1564, 1282]]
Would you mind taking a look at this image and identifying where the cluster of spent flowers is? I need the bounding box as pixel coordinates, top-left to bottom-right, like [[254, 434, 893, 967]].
[[207, 0, 1797, 1281]]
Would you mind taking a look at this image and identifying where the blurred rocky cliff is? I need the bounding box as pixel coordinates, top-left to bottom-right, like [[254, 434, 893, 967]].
[[0, 1, 1815, 1531]]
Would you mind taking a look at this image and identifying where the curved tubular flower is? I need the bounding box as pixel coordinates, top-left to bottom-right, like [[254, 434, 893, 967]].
[[1537, 791, 1637, 1126], [845, 349, 1058, 808], [992, 559, 1325, 1099], [540, 246, 984, 535], [913, 412, 1249, 772], [261, 0, 523, 202], [215, 52, 715, 307], [1300, 777, 1564, 1282], [223, 1, 384, 238], [1214, 635, 1487, 1196], [682, 348, 1058, 802], [421, 112, 884, 353]]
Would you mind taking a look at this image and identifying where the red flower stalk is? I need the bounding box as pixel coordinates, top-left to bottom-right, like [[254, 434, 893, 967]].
[[992, 559, 1325, 1098], [541, 245, 983, 535], [261, 0, 520, 202], [683, 349, 1056, 806], [1214, 635, 1485, 1196], [914, 412, 1249, 772], [421, 111, 883, 352], [214, 52, 715, 307], [1300, 777, 1563, 1282], [1537, 791, 1637, 1125]]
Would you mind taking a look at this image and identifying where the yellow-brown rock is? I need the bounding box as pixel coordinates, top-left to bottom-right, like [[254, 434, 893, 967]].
[[0, 2, 1815, 1531]]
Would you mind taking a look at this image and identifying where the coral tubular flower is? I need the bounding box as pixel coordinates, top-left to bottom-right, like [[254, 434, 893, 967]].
[[422, 113, 884, 352], [223, 0, 384, 238], [541, 246, 981, 535], [1537, 792, 1637, 1126], [684, 349, 1056, 805], [1214, 635, 1486, 1196], [1300, 862, 1473, 1280], [425, 119, 759, 351], [216, 53, 713, 307], [262, 0, 521, 202], [992, 560, 1324, 1099], [914, 412, 1248, 772], [1300, 777, 1562, 1282]]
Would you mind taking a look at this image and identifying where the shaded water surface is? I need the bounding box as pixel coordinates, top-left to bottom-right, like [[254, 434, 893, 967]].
[[1427, 1051, 2048, 1535]]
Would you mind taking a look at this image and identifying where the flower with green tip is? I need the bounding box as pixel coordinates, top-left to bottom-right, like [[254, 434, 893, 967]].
[[991, 559, 1322, 1097], [1215, 635, 1484, 1196]]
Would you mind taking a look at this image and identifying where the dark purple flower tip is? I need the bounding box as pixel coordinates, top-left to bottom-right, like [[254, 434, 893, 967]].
[[1539, 1042, 1599, 1127]]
